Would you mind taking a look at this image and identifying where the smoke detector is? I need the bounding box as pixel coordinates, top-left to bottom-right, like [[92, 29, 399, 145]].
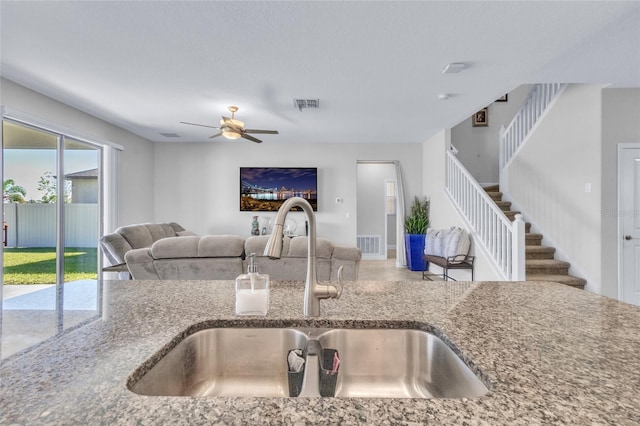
[[293, 99, 320, 111]]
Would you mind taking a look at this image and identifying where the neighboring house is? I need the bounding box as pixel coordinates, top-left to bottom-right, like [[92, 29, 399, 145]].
[[65, 168, 98, 204]]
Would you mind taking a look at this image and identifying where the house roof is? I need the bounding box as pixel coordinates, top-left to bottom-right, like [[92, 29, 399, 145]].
[[1, 1, 638, 145], [65, 168, 98, 180]]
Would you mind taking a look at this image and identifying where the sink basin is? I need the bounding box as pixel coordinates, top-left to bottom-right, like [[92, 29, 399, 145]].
[[129, 326, 488, 399], [316, 328, 488, 398], [130, 328, 308, 397]]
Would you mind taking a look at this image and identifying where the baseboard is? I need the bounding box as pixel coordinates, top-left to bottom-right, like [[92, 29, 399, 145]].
[[361, 254, 387, 260]]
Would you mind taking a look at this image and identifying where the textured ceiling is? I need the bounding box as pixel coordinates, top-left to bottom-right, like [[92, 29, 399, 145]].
[[1, 1, 639, 144]]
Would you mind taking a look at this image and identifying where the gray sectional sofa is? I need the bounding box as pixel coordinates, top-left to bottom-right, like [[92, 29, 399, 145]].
[[100, 223, 361, 282]]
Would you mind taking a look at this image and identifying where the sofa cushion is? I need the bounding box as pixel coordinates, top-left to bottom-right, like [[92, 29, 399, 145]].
[[100, 233, 133, 265], [152, 236, 199, 259], [244, 235, 274, 256], [332, 245, 363, 262], [118, 223, 175, 250], [101, 222, 188, 267], [197, 235, 245, 258], [244, 235, 334, 259], [286, 236, 333, 259], [151, 235, 245, 259]]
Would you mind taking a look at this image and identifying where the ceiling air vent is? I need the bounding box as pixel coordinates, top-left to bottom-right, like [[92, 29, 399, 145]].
[[293, 99, 320, 111], [160, 132, 180, 138]]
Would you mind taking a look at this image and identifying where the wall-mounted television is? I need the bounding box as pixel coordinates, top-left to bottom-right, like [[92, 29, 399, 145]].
[[240, 167, 318, 211]]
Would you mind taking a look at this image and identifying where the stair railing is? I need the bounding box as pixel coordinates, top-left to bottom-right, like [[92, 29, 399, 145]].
[[499, 83, 567, 170], [446, 151, 525, 280]]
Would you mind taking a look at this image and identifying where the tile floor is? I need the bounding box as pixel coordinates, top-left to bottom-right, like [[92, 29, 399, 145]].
[[358, 250, 442, 281]]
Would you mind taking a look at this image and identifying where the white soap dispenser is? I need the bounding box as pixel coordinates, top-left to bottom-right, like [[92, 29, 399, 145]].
[[235, 253, 270, 316]]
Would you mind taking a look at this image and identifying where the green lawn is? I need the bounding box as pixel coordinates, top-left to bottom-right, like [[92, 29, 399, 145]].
[[2, 247, 98, 285]]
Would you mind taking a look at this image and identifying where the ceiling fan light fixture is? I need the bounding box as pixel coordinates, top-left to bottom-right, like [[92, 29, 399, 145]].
[[181, 105, 277, 143], [222, 129, 241, 139]]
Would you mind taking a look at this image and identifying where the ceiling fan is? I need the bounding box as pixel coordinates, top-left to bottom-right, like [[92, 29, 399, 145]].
[[180, 106, 279, 143]]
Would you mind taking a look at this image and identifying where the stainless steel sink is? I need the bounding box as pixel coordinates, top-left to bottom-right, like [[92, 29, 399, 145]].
[[130, 328, 309, 397], [129, 327, 489, 399], [316, 328, 488, 398]]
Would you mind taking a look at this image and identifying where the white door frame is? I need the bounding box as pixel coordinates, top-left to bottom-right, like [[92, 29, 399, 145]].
[[617, 143, 640, 303]]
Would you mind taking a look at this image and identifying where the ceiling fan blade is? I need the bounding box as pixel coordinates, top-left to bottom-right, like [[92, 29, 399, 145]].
[[180, 121, 220, 129], [244, 129, 279, 134], [241, 133, 263, 143], [209, 132, 223, 139]]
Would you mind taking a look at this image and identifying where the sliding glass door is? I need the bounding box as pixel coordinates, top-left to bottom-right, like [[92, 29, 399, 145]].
[[1, 120, 102, 359], [62, 137, 101, 331]]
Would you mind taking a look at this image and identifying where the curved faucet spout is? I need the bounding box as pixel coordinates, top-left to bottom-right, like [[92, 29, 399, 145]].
[[264, 197, 342, 317]]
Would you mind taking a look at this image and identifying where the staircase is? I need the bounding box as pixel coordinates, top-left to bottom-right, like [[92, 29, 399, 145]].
[[483, 185, 586, 289]]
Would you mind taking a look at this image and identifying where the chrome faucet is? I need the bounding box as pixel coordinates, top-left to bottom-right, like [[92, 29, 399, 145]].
[[264, 197, 343, 317]]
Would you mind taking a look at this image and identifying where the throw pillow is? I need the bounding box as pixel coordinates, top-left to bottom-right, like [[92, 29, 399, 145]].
[[432, 229, 446, 257], [449, 229, 471, 264], [443, 227, 463, 259], [424, 228, 439, 255]]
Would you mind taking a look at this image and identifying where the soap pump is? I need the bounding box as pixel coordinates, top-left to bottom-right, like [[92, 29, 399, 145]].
[[235, 253, 270, 316]]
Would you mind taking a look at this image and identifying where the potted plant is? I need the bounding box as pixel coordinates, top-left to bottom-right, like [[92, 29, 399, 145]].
[[404, 196, 430, 271]]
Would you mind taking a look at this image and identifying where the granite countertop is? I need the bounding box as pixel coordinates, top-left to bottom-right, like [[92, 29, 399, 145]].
[[1, 279, 640, 425]]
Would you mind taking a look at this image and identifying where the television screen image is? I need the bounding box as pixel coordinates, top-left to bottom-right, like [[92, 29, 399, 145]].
[[240, 167, 318, 211]]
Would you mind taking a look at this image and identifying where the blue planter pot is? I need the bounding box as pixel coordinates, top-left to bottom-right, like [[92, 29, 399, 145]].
[[404, 233, 427, 271]]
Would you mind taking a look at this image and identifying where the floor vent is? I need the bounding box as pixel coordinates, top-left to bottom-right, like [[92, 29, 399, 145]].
[[357, 235, 381, 256]]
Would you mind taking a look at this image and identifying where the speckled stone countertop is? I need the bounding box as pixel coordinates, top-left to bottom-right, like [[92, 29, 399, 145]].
[[2, 279, 640, 425]]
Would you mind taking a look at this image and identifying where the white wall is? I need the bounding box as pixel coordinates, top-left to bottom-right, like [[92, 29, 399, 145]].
[[601, 88, 640, 298], [0, 78, 155, 227], [451, 85, 532, 184], [505, 84, 603, 291], [152, 141, 422, 246], [422, 129, 499, 281]]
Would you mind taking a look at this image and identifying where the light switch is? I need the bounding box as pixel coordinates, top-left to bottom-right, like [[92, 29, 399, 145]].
[[346, 212, 351, 219], [584, 183, 592, 193]]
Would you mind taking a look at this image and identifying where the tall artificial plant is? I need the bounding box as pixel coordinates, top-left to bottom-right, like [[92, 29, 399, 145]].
[[404, 196, 430, 234]]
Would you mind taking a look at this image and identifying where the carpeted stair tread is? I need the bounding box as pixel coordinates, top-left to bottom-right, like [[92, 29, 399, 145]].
[[495, 201, 512, 211], [504, 211, 522, 220], [487, 191, 503, 201], [526, 259, 570, 274], [526, 246, 556, 259], [526, 233, 543, 245], [483, 184, 500, 192], [526, 274, 586, 289]]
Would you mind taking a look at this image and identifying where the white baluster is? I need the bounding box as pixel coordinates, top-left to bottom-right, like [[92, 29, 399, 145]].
[[511, 214, 526, 280]]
